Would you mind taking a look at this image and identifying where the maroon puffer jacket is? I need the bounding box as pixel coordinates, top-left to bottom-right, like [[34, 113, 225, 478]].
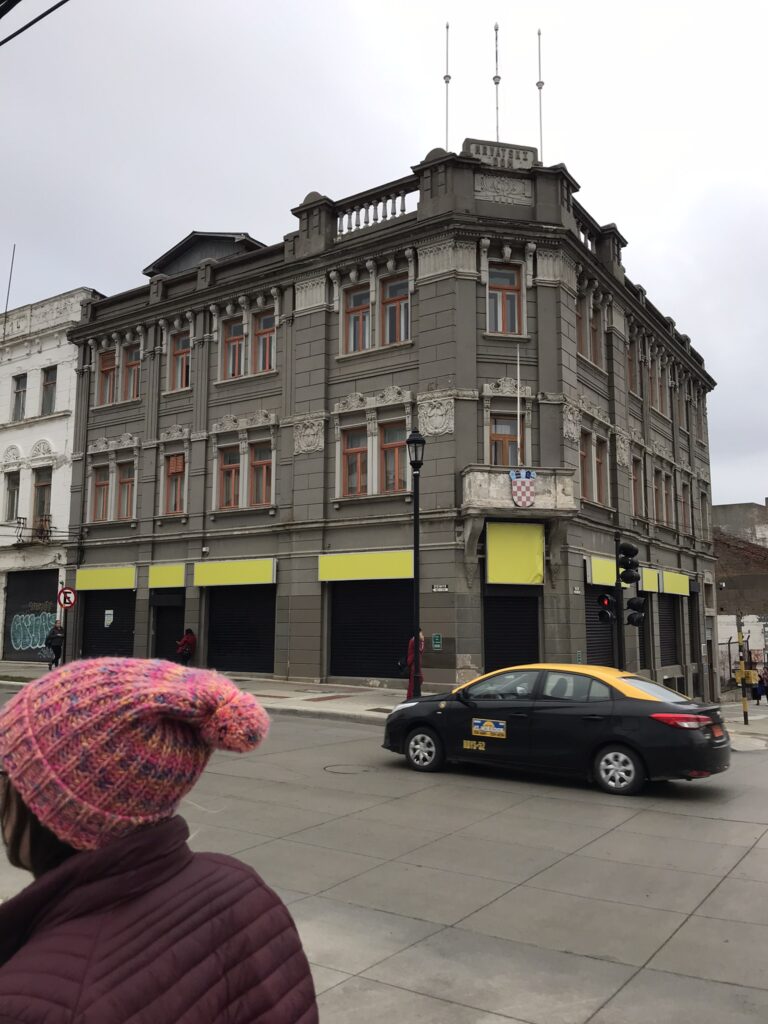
[[0, 817, 317, 1024]]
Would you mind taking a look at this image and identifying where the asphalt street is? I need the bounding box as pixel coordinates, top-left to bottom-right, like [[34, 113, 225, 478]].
[[3, 703, 768, 1022]]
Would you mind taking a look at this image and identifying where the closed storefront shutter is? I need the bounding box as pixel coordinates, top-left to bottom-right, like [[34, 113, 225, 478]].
[[330, 580, 413, 678], [483, 586, 540, 673], [638, 610, 650, 670], [82, 591, 136, 658], [207, 585, 276, 673], [585, 584, 615, 667], [3, 569, 58, 662], [151, 589, 186, 661], [658, 593, 680, 666]]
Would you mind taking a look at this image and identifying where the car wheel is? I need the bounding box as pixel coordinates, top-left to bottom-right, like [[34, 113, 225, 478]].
[[405, 727, 445, 772], [593, 745, 645, 796]]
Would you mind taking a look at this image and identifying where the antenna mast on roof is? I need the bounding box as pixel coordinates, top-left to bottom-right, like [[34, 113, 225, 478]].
[[444, 22, 451, 151], [493, 23, 501, 143], [536, 29, 545, 162]]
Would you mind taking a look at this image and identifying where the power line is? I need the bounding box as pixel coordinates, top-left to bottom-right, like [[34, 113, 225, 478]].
[[0, 2, 28, 22], [0, 0, 72, 48]]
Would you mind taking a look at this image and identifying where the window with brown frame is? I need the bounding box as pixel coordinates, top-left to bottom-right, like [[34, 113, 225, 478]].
[[5, 471, 19, 522], [594, 437, 608, 505], [648, 359, 657, 411], [218, 447, 240, 509], [696, 400, 705, 441], [92, 465, 109, 522], [344, 288, 371, 353], [380, 421, 406, 492], [382, 279, 409, 345], [170, 332, 190, 391], [681, 482, 691, 533], [589, 311, 603, 368], [122, 345, 141, 401], [33, 467, 52, 526], [664, 473, 673, 525], [576, 295, 587, 356], [41, 366, 57, 416], [223, 320, 245, 379], [165, 454, 185, 515], [701, 491, 709, 534], [342, 428, 367, 496], [632, 458, 644, 517], [488, 267, 522, 335], [249, 442, 271, 506], [11, 374, 26, 422], [490, 415, 524, 468], [117, 462, 134, 520], [658, 365, 668, 416], [580, 430, 592, 501], [98, 351, 116, 405], [252, 312, 275, 373], [627, 338, 638, 393], [654, 469, 663, 522]]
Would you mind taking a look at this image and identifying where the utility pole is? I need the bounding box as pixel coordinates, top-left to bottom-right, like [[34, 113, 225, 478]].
[[613, 533, 626, 671], [737, 610, 748, 726]]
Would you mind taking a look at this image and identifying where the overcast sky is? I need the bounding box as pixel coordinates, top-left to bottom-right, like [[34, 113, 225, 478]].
[[1, 0, 765, 504]]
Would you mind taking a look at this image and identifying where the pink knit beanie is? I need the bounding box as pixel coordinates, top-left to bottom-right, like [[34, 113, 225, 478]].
[[0, 657, 270, 851]]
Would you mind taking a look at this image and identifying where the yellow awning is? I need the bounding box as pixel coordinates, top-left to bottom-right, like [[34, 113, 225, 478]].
[[193, 559, 276, 587], [641, 568, 659, 592], [590, 556, 616, 587], [318, 550, 413, 582], [662, 571, 690, 596], [486, 523, 544, 586], [148, 564, 185, 589], [75, 566, 136, 591]]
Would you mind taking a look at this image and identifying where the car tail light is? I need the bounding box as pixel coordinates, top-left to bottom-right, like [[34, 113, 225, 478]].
[[650, 713, 712, 730]]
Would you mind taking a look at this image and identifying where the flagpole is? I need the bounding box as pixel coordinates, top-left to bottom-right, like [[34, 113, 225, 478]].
[[516, 342, 522, 466], [444, 22, 451, 151]]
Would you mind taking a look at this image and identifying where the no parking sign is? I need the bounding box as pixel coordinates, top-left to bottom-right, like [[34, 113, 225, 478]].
[[57, 587, 77, 610]]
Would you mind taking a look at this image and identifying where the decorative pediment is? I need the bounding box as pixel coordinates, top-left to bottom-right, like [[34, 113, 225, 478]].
[[3, 445, 20, 462], [87, 433, 139, 455], [483, 377, 533, 400], [30, 439, 53, 459], [159, 424, 190, 443], [210, 411, 276, 435]]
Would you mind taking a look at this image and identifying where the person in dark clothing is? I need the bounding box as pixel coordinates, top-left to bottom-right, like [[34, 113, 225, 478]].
[[406, 628, 425, 700], [175, 627, 196, 666], [44, 619, 64, 670], [0, 657, 318, 1024]]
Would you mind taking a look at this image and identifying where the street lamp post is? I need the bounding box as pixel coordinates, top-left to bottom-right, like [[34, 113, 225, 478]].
[[407, 429, 426, 699]]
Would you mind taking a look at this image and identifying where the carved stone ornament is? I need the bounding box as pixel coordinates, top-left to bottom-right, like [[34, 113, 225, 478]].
[[562, 401, 581, 443], [372, 385, 411, 408], [333, 392, 367, 414], [474, 173, 534, 206], [3, 445, 20, 462], [293, 416, 325, 455], [614, 429, 631, 469], [211, 411, 275, 435], [87, 433, 139, 455], [418, 396, 454, 436], [417, 237, 476, 280], [160, 424, 190, 443], [294, 275, 327, 312], [483, 377, 533, 400], [30, 439, 53, 459]]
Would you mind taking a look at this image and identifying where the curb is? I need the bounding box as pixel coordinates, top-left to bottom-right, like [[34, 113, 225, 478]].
[[264, 705, 388, 727]]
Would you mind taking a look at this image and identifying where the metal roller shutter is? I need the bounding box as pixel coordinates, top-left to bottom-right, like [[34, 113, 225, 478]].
[[483, 587, 539, 672], [658, 593, 680, 666], [82, 591, 136, 658], [330, 580, 413, 678], [585, 584, 615, 667], [152, 590, 185, 662], [3, 569, 58, 662], [207, 585, 276, 673]]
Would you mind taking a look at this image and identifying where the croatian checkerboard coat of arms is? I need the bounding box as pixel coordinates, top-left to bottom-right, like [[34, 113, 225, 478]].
[[509, 469, 537, 508]]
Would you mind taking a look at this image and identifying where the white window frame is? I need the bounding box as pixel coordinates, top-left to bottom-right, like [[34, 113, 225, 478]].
[[380, 275, 411, 346], [40, 365, 57, 417], [167, 329, 192, 393], [4, 468, 20, 522]]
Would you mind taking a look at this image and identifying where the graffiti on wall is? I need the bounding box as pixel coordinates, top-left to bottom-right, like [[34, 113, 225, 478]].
[[3, 570, 59, 662], [10, 609, 56, 658]]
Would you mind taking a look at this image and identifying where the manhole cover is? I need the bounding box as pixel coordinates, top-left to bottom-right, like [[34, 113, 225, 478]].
[[324, 764, 375, 775]]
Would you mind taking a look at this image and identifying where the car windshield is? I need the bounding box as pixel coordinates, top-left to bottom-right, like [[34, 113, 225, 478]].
[[621, 676, 691, 703]]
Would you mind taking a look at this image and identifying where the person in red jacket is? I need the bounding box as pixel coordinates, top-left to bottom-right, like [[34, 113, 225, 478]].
[[406, 627, 425, 699], [0, 658, 318, 1024], [175, 627, 197, 665]]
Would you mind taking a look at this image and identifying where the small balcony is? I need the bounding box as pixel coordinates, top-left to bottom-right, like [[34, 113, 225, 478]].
[[461, 466, 577, 517], [14, 515, 53, 544]]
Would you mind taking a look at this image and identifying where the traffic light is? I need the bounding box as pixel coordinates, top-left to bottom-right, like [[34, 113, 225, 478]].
[[626, 595, 646, 628], [597, 593, 616, 623], [617, 541, 641, 585]]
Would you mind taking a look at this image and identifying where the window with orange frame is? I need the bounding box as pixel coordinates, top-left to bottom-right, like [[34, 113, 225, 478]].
[[170, 332, 190, 391], [165, 454, 185, 515], [488, 267, 522, 335], [249, 442, 272, 506], [380, 421, 406, 492], [117, 462, 134, 520], [342, 428, 367, 496], [223, 320, 245, 379], [218, 447, 240, 509], [122, 345, 141, 401], [381, 279, 409, 345], [98, 350, 116, 405], [92, 465, 109, 522], [252, 312, 275, 373]]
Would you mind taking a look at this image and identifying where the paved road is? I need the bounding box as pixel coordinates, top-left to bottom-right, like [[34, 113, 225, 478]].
[[3, 708, 768, 1022]]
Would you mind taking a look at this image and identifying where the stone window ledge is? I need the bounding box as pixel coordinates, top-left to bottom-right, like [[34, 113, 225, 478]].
[[336, 340, 413, 362], [92, 398, 142, 412], [482, 333, 531, 343], [333, 492, 412, 510], [213, 371, 278, 387], [576, 353, 609, 377], [0, 410, 71, 431], [208, 505, 277, 520], [161, 387, 193, 398]]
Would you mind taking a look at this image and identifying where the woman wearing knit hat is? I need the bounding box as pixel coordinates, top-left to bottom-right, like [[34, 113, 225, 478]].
[[0, 657, 318, 1024]]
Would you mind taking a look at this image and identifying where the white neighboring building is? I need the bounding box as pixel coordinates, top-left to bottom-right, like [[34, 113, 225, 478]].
[[0, 287, 102, 662]]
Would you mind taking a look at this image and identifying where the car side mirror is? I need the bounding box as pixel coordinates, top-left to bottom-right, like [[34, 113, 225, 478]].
[[456, 690, 475, 707], [516, 686, 528, 697]]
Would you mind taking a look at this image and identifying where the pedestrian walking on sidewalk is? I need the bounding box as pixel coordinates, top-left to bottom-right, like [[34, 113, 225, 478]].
[[0, 657, 318, 1024], [406, 627, 425, 700], [44, 619, 64, 670], [175, 627, 197, 666]]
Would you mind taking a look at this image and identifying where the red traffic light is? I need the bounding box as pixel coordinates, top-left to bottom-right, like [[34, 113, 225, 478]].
[[597, 592, 616, 623]]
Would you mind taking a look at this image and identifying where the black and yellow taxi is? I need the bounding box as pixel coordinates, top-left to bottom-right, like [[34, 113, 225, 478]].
[[383, 664, 730, 795]]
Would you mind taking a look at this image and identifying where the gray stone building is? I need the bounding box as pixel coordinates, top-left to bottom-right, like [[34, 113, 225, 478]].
[[65, 138, 718, 697]]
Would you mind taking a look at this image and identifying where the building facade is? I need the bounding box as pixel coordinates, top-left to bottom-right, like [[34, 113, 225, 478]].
[[66, 139, 718, 696], [0, 288, 102, 662]]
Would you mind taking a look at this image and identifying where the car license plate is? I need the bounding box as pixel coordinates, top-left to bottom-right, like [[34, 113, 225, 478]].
[[711, 724, 724, 738]]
